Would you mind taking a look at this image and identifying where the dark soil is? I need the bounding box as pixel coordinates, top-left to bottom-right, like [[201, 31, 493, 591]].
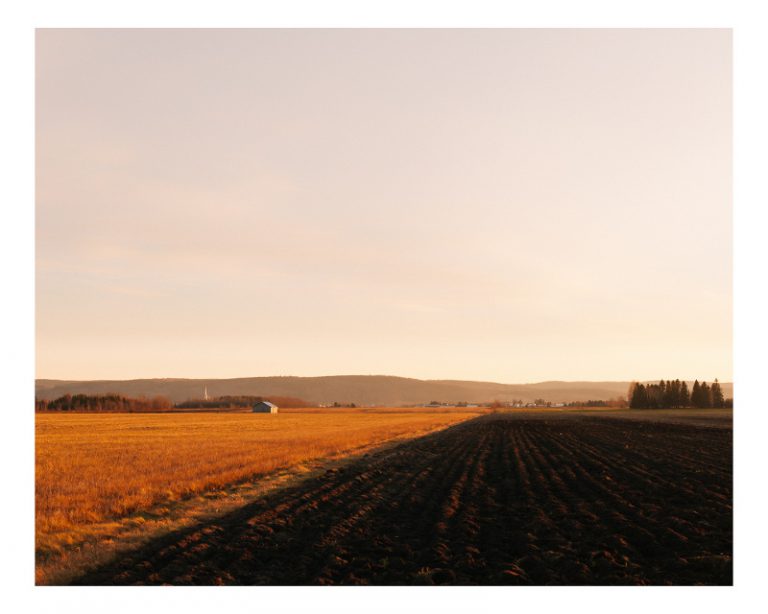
[[74, 412, 732, 585]]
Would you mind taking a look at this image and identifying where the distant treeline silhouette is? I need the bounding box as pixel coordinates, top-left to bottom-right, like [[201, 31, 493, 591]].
[[36, 393, 173, 412], [628, 379, 732, 409], [176, 395, 265, 409], [564, 399, 626, 408], [177, 395, 312, 409], [36, 393, 313, 412]]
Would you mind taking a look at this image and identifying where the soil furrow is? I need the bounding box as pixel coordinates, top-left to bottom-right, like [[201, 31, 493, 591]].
[[74, 413, 732, 586]]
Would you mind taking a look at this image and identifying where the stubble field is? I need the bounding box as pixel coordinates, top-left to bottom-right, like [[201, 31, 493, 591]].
[[36, 409, 480, 583]]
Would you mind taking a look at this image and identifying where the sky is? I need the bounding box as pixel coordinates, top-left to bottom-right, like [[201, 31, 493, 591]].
[[36, 29, 732, 383]]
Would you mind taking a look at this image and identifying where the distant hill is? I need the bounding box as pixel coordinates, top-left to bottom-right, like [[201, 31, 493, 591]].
[[34, 375, 734, 406]]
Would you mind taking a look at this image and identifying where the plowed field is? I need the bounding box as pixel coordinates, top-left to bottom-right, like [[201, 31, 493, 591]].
[[75, 412, 732, 585]]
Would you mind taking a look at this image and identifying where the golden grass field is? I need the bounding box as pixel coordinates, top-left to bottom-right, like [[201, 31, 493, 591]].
[[36, 409, 480, 584]]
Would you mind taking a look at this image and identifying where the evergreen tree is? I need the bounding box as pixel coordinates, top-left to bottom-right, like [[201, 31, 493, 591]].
[[627, 382, 638, 405], [691, 380, 701, 408], [700, 382, 712, 408], [670, 379, 680, 407], [680, 380, 690, 407], [663, 380, 676, 407], [711, 379, 725, 408], [650, 383, 661, 408], [630, 383, 647, 408]]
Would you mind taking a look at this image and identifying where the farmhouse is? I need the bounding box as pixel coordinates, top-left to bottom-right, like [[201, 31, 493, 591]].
[[252, 401, 278, 414]]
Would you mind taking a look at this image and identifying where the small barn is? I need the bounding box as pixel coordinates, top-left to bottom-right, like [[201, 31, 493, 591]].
[[252, 401, 278, 414]]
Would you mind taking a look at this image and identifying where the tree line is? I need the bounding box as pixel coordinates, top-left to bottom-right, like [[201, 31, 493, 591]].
[[176, 395, 266, 409], [175, 395, 311, 409], [565, 399, 627, 408], [36, 393, 314, 412], [36, 393, 173, 412], [628, 379, 732, 409]]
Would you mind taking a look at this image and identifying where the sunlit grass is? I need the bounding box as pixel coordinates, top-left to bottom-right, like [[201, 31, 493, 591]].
[[36, 410, 478, 538]]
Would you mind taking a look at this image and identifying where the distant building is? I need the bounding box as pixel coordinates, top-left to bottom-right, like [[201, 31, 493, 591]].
[[252, 401, 278, 414]]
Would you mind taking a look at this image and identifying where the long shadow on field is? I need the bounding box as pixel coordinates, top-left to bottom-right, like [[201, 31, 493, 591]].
[[73, 413, 732, 586]]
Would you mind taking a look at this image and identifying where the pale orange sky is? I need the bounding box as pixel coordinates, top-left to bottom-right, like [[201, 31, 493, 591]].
[[36, 29, 731, 383]]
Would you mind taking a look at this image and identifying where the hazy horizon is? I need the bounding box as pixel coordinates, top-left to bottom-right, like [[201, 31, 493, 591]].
[[35, 372, 733, 385], [36, 29, 732, 382]]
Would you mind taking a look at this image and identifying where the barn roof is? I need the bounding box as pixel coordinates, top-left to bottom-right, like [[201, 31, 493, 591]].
[[254, 400, 278, 408]]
